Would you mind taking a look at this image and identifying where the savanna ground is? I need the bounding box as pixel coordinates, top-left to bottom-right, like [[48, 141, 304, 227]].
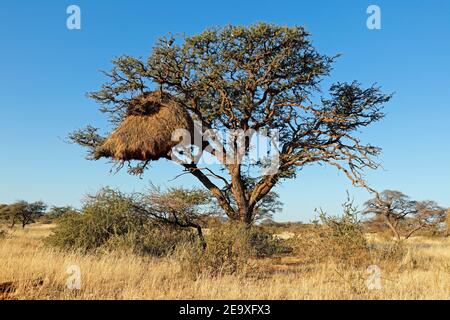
[[1, 223, 449, 300]]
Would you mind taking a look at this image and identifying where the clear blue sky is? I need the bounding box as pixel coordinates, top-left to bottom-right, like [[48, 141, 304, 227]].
[[0, 0, 449, 222]]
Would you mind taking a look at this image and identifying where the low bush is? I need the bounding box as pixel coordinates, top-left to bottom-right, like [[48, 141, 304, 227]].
[[46, 188, 194, 256], [370, 241, 406, 264], [250, 226, 292, 257], [175, 222, 253, 278], [0, 228, 6, 239], [291, 198, 371, 267], [174, 222, 289, 278]]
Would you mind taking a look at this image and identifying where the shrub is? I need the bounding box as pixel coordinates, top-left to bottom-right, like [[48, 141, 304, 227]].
[[141, 226, 196, 256], [249, 226, 292, 257], [174, 222, 254, 278], [370, 241, 406, 264], [174, 222, 289, 278], [46, 188, 194, 256], [46, 188, 139, 251], [291, 198, 370, 266], [45, 206, 79, 223], [0, 228, 6, 239]]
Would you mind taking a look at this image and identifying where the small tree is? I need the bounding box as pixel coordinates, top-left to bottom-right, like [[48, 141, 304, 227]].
[[253, 191, 283, 222], [0, 201, 47, 228], [407, 201, 447, 237], [48, 187, 214, 253], [47, 206, 79, 220], [72, 23, 391, 225], [364, 190, 445, 240], [132, 186, 220, 248], [0, 204, 8, 224]]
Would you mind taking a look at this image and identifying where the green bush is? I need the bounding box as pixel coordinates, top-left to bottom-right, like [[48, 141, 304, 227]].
[[46, 188, 194, 256], [141, 226, 195, 256]]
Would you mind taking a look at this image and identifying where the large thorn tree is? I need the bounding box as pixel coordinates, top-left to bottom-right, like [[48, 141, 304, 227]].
[[72, 23, 391, 224]]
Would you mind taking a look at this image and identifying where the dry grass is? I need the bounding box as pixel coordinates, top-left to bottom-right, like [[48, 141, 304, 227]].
[[0, 224, 449, 300]]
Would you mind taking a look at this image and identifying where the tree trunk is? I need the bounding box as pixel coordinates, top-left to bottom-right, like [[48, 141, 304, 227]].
[[384, 216, 401, 241], [239, 207, 254, 225], [195, 225, 207, 250], [10, 216, 16, 228], [229, 164, 250, 223]]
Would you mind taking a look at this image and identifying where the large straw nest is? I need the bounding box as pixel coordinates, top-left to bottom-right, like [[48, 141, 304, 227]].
[[94, 91, 195, 161]]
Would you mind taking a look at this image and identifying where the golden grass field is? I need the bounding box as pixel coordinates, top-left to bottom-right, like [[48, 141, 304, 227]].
[[1, 223, 449, 300]]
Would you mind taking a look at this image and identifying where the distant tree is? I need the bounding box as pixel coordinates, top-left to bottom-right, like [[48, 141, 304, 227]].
[[363, 190, 445, 240], [72, 23, 391, 225], [260, 218, 277, 226], [47, 206, 79, 220], [363, 190, 413, 240], [0, 201, 47, 228], [0, 204, 8, 226], [405, 200, 447, 237], [253, 191, 283, 222], [362, 214, 387, 234]]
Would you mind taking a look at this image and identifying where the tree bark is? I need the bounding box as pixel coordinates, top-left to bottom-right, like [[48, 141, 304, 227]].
[[229, 164, 251, 223], [384, 215, 401, 241]]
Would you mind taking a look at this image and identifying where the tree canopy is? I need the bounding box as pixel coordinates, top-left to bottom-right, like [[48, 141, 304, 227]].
[[364, 190, 446, 239], [0, 201, 47, 228], [72, 23, 392, 224]]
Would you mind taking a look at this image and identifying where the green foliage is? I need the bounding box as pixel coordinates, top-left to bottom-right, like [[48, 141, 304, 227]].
[[47, 206, 79, 220], [46, 187, 198, 256], [73, 22, 391, 224], [46, 188, 138, 251], [136, 186, 218, 228], [38, 206, 79, 225], [0, 201, 47, 228], [364, 190, 447, 240], [100, 225, 196, 256]]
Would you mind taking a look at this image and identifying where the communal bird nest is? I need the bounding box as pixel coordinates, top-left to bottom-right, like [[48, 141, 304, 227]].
[[93, 91, 195, 162]]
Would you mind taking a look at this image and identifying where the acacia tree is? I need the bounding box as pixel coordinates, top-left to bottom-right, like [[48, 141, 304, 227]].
[[363, 190, 446, 240], [0, 201, 47, 228], [133, 186, 219, 248], [409, 200, 447, 237], [47, 206, 79, 219], [72, 23, 391, 224]]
